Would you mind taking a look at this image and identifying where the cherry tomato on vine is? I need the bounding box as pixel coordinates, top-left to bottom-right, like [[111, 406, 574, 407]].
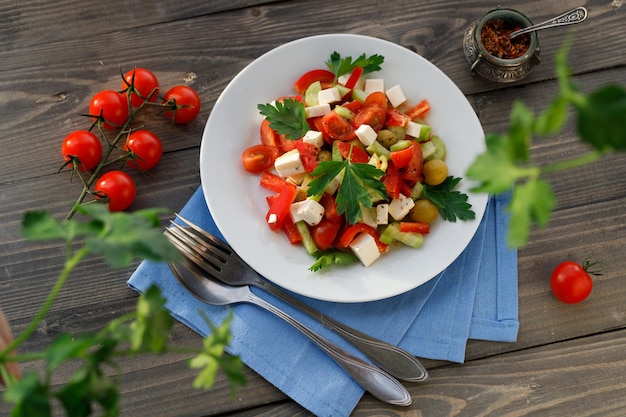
[[123, 68, 160, 107], [162, 85, 201, 124], [61, 130, 102, 171], [124, 130, 163, 171], [94, 170, 136, 212], [89, 90, 129, 130], [550, 258, 600, 304]]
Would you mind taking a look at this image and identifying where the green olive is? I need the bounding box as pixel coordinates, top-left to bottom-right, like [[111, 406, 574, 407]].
[[410, 199, 439, 223], [376, 129, 398, 148], [317, 149, 332, 162], [423, 159, 448, 186]]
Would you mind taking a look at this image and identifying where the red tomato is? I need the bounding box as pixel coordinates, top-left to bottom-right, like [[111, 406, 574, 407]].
[[390, 145, 415, 169], [321, 111, 355, 141], [310, 117, 332, 145], [94, 170, 136, 212], [124, 130, 163, 171], [400, 141, 424, 186], [311, 218, 342, 251], [551, 260, 595, 304], [294, 141, 319, 173], [351, 103, 386, 132], [386, 108, 411, 127], [335, 141, 370, 163], [163, 85, 201, 124], [241, 145, 280, 173], [319, 193, 341, 223], [89, 90, 129, 130], [123, 68, 159, 107], [382, 161, 400, 199], [363, 91, 388, 108], [342, 100, 363, 114], [61, 130, 102, 171], [260, 118, 279, 148], [293, 69, 335, 95]]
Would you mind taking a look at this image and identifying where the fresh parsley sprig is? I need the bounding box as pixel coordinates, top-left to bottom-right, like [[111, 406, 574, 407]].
[[422, 177, 476, 222], [257, 98, 309, 140], [307, 151, 387, 225], [309, 251, 358, 272], [326, 52, 384, 81]]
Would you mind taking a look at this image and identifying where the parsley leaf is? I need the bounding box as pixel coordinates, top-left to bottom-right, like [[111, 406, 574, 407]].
[[326, 52, 384, 80], [257, 98, 309, 140], [307, 155, 387, 225], [309, 251, 358, 272], [422, 176, 475, 222]]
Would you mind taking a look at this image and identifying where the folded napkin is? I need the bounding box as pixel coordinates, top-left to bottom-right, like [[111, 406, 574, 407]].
[[128, 187, 517, 417]]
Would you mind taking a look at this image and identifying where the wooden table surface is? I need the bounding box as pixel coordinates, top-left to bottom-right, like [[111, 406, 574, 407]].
[[2, 0, 626, 415]]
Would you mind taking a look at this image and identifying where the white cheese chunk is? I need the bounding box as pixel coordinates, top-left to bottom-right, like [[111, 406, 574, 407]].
[[324, 173, 342, 195], [289, 199, 325, 226], [386, 84, 407, 108], [388, 193, 415, 220], [317, 87, 341, 105], [274, 149, 304, 178], [376, 204, 389, 225], [267, 213, 277, 224], [302, 130, 324, 148], [364, 79, 384, 94], [361, 207, 377, 228], [355, 124, 377, 146], [305, 103, 331, 118], [405, 120, 423, 138], [349, 232, 381, 267]]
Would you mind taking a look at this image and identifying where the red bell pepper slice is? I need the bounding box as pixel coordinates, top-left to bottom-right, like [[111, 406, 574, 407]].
[[336, 223, 388, 253], [405, 99, 431, 120], [343, 66, 364, 90], [389, 145, 415, 169], [266, 194, 303, 243], [385, 108, 411, 127], [293, 69, 335, 95], [260, 171, 291, 193], [399, 222, 430, 234], [335, 141, 370, 163], [266, 183, 297, 231]]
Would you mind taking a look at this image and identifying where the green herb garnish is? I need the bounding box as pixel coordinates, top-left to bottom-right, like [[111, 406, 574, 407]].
[[307, 147, 387, 225], [422, 176, 475, 222], [257, 98, 309, 140], [309, 251, 358, 272], [326, 52, 384, 81]]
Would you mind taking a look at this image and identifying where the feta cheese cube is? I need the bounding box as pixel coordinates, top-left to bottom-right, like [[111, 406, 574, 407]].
[[349, 232, 381, 267], [274, 149, 304, 178], [376, 204, 389, 225], [364, 79, 384, 94], [405, 121, 423, 138], [386, 84, 407, 108], [302, 130, 324, 148], [388, 194, 415, 220], [361, 207, 377, 228], [305, 103, 331, 118], [317, 87, 341, 105], [289, 199, 325, 226], [267, 213, 277, 224], [355, 124, 377, 146], [324, 173, 342, 195]]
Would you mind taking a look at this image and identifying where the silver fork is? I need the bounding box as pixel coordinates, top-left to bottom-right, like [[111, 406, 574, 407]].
[[165, 214, 428, 382]]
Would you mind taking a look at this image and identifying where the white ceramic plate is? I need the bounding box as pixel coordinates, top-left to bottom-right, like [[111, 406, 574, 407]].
[[200, 34, 488, 303]]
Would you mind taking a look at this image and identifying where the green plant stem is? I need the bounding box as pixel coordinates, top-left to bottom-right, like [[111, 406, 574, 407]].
[[0, 246, 90, 357], [539, 150, 603, 174]]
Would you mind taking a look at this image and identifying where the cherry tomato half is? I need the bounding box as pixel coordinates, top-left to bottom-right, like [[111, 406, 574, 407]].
[[124, 130, 163, 171], [550, 261, 593, 304], [61, 130, 102, 171], [241, 145, 280, 173], [89, 90, 129, 130], [162, 85, 201, 124], [94, 170, 136, 212], [123, 68, 160, 107]]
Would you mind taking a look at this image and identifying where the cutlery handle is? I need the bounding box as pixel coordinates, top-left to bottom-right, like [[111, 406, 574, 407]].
[[246, 292, 412, 406], [258, 281, 428, 382]]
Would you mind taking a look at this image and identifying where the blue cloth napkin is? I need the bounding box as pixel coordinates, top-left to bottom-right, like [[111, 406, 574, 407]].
[[128, 187, 518, 417]]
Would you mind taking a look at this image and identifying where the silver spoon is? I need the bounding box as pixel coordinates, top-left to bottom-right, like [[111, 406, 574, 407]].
[[509, 7, 588, 39], [168, 260, 412, 406]]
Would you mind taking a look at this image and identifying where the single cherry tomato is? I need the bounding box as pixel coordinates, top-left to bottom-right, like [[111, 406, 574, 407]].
[[162, 85, 201, 124], [241, 145, 280, 173], [335, 141, 370, 163], [94, 170, 136, 212], [123, 68, 159, 107], [61, 130, 102, 171], [89, 90, 129, 130], [389, 145, 415, 169], [550, 258, 600, 304], [124, 130, 163, 171], [351, 103, 386, 132], [311, 218, 342, 251]]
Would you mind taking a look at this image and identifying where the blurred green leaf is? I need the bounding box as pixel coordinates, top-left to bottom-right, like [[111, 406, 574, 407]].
[[507, 178, 555, 247], [130, 285, 173, 353], [3, 372, 52, 417], [575, 85, 626, 151]]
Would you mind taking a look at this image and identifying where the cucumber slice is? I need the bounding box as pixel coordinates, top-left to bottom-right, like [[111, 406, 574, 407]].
[[420, 140, 437, 161], [296, 221, 319, 255], [431, 135, 446, 160], [380, 222, 424, 248], [305, 81, 322, 107]]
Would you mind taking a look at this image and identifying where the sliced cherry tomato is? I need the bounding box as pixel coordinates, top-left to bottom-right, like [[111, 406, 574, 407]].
[[551, 259, 597, 304], [335, 141, 370, 163], [278, 134, 298, 152], [241, 144, 280, 173], [89, 90, 129, 130], [336, 223, 388, 253], [259, 118, 281, 149], [399, 222, 430, 234], [311, 218, 342, 251], [123, 68, 159, 107], [344, 66, 364, 90], [321, 111, 356, 141], [319, 193, 342, 223], [163, 85, 201, 124], [364, 91, 388, 108], [382, 161, 400, 199], [386, 108, 411, 127], [294, 140, 319, 173], [266, 184, 297, 231], [342, 100, 363, 114], [260, 171, 291, 193], [293, 69, 335, 95], [399, 141, 424, 186], [61, 130, 102, 171], [389, 145, 415, 169], [311, 117, 332, 145], [94, 170, 136, 212], [351, 103, 386, 132], [124, 130, 163, 171], [405, 99, 431, 120]]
